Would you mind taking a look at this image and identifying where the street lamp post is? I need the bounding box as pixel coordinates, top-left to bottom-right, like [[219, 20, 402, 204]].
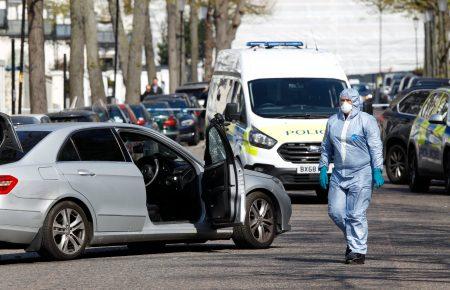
[[413, 16, 419, 70], [424, 9, 434, 77], [178, 0, 185, 87]]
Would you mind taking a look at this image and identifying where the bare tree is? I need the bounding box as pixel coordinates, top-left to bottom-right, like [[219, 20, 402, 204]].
[[27, 0, 47, 113], [108, 0, 130, 85], [189, 0, 199, 82], [126, 0, 149, 103], [144, 3, 157, 83], [167, 0, 179, 92], [69, 0, 85, 106], [83, 0, 106, 104], [204, 1, 215, 81]]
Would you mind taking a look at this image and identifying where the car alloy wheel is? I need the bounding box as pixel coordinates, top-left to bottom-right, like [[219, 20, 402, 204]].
[[386, 145, 407, 184], [52, 208, 86, 255], [249, 198, 274, 243]]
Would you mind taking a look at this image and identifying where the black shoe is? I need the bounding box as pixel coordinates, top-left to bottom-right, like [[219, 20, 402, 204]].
[[345, 252, 365, 264], [345, 246, 351, 256]]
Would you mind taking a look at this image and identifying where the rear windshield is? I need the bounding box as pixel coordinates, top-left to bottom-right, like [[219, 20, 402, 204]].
[[108, 106, 127, 123], [0, 131, 50, 165]]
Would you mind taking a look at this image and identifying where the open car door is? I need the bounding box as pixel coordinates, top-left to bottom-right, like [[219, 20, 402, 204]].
[[0, 113, 23, 152], [202, 114, 245, 227]]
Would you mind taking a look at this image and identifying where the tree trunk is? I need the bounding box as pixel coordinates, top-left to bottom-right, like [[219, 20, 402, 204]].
[[225, 0, 245, 48], [126, 0, 148, 104], [189, 0, 199, 82], [167, 0, 178, 93], [108, 0, 129, 85], [27, 0, 47, 113], [83, 0, 106, 105], [214, 0, 228, 54], [144, 3, 157, 84], [204, 2, 214, 81], [69, 0, 85, 107]]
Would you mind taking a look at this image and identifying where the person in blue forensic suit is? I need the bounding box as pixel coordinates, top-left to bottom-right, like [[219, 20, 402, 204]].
[[319, 88, 384, 265]]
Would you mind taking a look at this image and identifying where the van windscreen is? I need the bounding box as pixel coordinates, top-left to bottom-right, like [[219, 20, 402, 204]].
[[0, 131, 50, 165], [248, 78, 347, 118]]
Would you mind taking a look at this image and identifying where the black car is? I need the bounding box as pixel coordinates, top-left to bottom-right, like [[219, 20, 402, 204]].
[[129, 103, 160, 131], [378, 86, 435, 184], [107, 104, 129, 123], [175, 82, 209, 108], [407, 77, 450, 90], [47, 110, 101, 123], [80, 105, 110, 122]]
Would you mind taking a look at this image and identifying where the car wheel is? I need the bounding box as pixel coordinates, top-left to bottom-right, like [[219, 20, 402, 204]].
[[188, 132, 200, 146], [315, 187, 328, 203], [386, 144, 408, 184], [232, 191, 276, 249], [40, 201, 91, 260], [408, 150, 430, 193]]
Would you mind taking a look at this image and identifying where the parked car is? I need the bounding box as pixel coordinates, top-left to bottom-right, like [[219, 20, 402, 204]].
[[378, 87, 434, 184], [175, 82, 209, 107], [142, 101, 180, 141], [47, 110, 100, 123], [79, 105, 110, 122], [408, 87, 450, 192], [10, 114, 51, 126], [148, 96, 201, 146], [407, 77, 450, 90], [107, 104, 128, 123], [0, 113, 291, 260], [129, 104, 160, 131], [118, 104, 139, 125]]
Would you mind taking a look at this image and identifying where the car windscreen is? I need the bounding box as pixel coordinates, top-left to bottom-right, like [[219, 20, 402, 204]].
[[248, 78, 347, 118], [50, 116, 95, 122], [131, 106, 144, 119], [108, 106, 126, 123], [0, 131, 50, 165]]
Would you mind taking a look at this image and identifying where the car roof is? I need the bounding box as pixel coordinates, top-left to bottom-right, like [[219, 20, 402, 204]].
[[176, 82, 209, 91], [47, 110, 97, 117]]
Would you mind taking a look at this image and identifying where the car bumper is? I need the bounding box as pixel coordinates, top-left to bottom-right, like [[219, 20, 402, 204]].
[[0, 196, 52, 246], [244, 164, 321, 190]]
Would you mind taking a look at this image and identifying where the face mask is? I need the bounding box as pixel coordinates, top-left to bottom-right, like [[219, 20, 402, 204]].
[[340, 102, 352, 114]]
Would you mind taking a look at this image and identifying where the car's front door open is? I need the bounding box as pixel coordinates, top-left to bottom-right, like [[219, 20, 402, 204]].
[[202, 114, 245, 227], [0, 112, 22, 152]]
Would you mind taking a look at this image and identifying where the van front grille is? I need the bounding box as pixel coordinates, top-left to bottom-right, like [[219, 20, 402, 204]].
[[277, 142, 321, 164]]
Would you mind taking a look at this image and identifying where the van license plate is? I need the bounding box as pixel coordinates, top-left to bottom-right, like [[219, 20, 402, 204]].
[[296, 164, 319, 174]]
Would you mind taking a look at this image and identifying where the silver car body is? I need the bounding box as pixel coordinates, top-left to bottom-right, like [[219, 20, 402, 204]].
[[0, 122, 291, 250]]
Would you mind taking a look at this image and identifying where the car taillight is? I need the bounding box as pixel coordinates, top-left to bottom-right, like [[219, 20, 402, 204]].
[[164, 116, 177, 127], [194, 111, 201, 117], [137, 118, 146, 126], [0, 175, 18, 195]]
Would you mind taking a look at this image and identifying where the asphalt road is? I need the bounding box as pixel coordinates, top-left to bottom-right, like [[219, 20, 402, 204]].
[[0, 142, 449, 289]]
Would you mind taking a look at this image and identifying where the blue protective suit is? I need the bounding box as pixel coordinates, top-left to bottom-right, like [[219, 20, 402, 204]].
[[319, 88, 383, 255]]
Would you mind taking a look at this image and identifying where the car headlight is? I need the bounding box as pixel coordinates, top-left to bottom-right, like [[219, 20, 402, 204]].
[[181, 119, 194, 126], [249, 127, 277, 149]]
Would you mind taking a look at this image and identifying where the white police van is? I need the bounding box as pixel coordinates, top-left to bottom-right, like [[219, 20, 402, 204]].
[[206, 41, 349, 200]]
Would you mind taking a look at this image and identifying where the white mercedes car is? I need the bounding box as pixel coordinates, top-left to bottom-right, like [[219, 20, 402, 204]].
[[0, 113, 291, 260]]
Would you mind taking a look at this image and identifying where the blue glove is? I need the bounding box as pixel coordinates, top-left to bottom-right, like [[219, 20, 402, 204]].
[[373, 168, 384, 189], [319, 166, 328, 189]]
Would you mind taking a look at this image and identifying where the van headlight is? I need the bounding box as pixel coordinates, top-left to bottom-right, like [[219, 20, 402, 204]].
[[249, 127, 277, 149]]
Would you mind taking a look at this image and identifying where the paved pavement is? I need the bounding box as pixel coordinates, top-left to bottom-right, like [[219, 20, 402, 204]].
[[0, 142, 449, 289]]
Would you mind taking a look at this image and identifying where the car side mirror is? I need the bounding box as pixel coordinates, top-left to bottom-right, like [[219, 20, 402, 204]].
[[429, 113, 445, 125], [224, 103, 239, 122]]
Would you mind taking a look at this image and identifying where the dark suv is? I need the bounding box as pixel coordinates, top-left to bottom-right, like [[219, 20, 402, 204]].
[[408, 87, 450, 193]]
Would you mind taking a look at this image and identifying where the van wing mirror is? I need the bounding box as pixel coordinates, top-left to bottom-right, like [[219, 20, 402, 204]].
[[429, 113, 445, 125], [224, 103, 240, 122], [0, 113, 23, 152]]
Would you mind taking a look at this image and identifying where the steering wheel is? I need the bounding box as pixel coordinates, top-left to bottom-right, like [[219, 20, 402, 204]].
[[136, 156, 160, 187]]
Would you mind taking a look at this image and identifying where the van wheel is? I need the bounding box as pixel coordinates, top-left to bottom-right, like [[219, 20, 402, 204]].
[[408, 150, 430, 192], [315, 187, 328, 203], [233, 191, 276, 249], [386, 144, 408, 184], [40, 201, 91, 260]]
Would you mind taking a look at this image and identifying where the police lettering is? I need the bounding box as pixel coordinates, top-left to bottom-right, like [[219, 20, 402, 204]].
[[286, 129, 324, 136]]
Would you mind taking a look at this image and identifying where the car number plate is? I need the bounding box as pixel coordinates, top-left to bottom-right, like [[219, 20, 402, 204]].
[[296, 164, 319, 174]]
